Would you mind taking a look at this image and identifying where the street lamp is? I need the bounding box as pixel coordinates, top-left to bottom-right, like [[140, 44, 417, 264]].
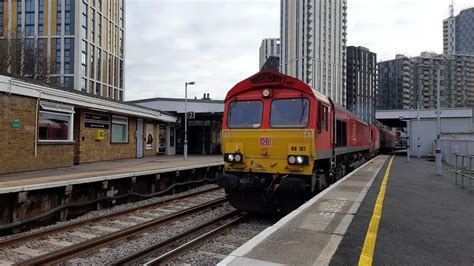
[[184, 81, 195, 160]]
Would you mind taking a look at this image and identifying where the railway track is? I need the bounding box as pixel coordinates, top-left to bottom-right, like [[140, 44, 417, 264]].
[[0, 187, 227, 265]]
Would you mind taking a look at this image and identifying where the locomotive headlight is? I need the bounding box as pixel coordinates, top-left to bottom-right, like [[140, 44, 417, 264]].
[[225, 154, 235, 162], [234, 153, 242, 162], [262, 88, 271, 98], [296, 156, 304, 164], [288, 156, 296, 164]]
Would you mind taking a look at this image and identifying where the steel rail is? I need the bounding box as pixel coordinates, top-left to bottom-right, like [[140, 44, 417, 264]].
[[144, 214, 248, 266], [17, 197, 227, 265], [113, 210, 242, 265], [0, 186, 221, 249]]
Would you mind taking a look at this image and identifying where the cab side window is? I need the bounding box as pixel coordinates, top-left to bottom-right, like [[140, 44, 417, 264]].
[[318, 103, 328, 132]]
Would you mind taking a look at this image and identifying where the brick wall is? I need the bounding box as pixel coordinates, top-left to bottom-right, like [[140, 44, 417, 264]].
[[0, 94, 74, 174], [76, 109, 138, 164]]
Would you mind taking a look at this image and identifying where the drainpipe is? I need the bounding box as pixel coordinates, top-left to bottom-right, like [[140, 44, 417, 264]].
[[35, 91, 42, 157]]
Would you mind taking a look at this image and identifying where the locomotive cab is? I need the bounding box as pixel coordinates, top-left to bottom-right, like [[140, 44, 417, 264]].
[[218, 71, 331, 213]]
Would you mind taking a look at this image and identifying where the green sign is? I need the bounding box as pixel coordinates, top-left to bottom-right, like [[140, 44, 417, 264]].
[[11, 119, 23, 128]]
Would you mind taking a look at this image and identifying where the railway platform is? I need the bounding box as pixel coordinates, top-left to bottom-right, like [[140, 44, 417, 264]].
[[0, 155, 222, 193], [220, 154, 474, 265], [0, 155, 223, 233]]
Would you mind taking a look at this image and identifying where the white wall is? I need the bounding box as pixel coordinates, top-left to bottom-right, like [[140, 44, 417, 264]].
[[409, 117, 474, 157]]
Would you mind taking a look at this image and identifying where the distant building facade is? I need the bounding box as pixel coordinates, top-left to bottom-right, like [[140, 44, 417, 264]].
[[378, 52, 474, 110], [0, 0, 125, 101], [280, 0, 347, 106], [346, 46, 377, 123], [377, 55, 414, 110], [443, 7, 474, 56], [259, 38, 280, 69]]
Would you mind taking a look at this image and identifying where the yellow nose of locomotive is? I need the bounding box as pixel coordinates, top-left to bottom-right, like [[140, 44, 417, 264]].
[[222, 129, 315, 175]]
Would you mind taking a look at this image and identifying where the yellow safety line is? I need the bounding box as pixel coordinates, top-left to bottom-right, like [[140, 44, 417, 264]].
[[358, 155, 395, 266]]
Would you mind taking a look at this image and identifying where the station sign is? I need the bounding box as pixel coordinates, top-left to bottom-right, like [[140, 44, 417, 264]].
[[85, 112, 110, 129], [10, 119, 23, 128]]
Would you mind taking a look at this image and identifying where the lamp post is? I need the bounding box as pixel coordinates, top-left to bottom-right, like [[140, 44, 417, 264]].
[[436, 68, 442, 175], [184, 81, 195, 160]]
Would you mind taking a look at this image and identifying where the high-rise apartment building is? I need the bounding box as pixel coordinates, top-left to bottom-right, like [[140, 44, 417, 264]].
[[346, 46, 377, 123], [259, 38, 280, 69], [0, 0, 125, 101], [378, 52, 474, 110], [280, 0, 347, 106], [377, 55, 414, 110], [411, 52, 446, 109], [443, 7, 474, 56], [412, 52, 474, 109]]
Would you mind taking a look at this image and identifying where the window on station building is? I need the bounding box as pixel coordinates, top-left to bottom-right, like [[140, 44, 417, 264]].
[[38, 101, 74, 142], [111, 115, 128, 143]]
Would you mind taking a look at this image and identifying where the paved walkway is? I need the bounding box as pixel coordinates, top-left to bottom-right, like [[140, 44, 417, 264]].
[[331, 155, 474, 265], [0, 155, 222, 193], [220, 154, 474, 265], [220, 155, 389, 265]]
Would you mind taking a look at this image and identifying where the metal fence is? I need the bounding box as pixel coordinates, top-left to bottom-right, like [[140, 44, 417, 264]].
[[454, 154, 474, 192], [440, 139, 474, 165]]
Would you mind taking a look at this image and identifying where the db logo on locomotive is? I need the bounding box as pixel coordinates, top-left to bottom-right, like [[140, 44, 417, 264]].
[[259, 137, 272, 146]]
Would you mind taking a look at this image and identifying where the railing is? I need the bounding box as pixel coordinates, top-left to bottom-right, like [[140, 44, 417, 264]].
[[454, 154, 474, 192]]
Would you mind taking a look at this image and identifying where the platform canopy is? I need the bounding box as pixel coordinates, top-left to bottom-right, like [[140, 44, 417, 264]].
[[376, 108, 474, 127]]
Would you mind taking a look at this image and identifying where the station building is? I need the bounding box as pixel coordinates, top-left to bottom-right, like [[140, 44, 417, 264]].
[[376, 108, 474, 164], [128, 95, 224, 155], [0, 74, 178, 175]]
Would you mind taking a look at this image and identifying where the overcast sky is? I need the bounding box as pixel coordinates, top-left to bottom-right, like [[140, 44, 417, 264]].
[[125, 0, 473, 101]]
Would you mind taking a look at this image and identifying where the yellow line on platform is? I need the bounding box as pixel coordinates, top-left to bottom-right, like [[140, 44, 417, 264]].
[[358, 155, 395, 266]]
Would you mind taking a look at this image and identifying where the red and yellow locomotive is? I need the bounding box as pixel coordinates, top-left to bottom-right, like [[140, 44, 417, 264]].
[[217, 70, 394, 213]]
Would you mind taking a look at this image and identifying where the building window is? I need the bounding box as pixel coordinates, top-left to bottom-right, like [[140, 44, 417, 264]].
[[81, 40, 87, 76], [90, 44, 95, 78], [97, 48, 102, 81], [0, 1, 4, 36], [38, 0, 44, 36], [81, 1, 88, 39], [111, 116, 128, 143], [56, 0, 62, 34], [64, 38, 74, 74], [25, 0, 35, 36], [17, 1, 22, 34], [98, 15, 102, 46], [38, 102, 74, 142], [65, 0, 73, 35], [91, 9, 95, 41]]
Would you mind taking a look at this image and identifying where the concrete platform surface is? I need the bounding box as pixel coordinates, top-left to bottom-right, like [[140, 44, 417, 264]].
[[331, 155, 474, 265], [219, 155, 389, 266], [0, 155, 222, 193]]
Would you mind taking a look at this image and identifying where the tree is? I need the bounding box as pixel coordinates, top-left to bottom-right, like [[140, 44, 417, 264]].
[[0, 31, 52, 85]]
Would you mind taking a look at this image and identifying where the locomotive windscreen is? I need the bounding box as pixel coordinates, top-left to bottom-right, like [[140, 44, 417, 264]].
[[228, 100, 263, 128], [270, 98, 309, 128]]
